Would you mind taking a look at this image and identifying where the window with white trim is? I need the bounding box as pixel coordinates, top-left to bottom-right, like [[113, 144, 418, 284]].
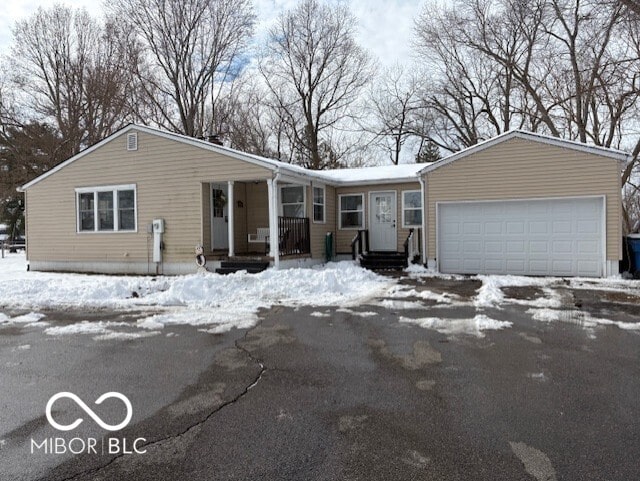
[[280, 185, 305, 218], [76, 185, 137, 232], [313, 186, 325, 223], [402, 190, 422, 228], [339, 194, 364, 229]]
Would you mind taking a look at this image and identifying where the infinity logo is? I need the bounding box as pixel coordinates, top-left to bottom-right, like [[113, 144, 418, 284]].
[[46, 392, 133, 432]]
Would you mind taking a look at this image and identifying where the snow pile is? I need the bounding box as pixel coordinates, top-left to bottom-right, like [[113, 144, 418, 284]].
[[405, 264, 432, 275], [0, 312, 47, 326], [404, 264, 465, 280], [44, 321, 162, 341], [399, 314, 512, 337], [130, 262, 390, 331], [388, 285, 462, 304], [142, 262, 386, 310], [474, 275, 561, 309], [44, 321, 131, 336], [0, 254, 391, 334]]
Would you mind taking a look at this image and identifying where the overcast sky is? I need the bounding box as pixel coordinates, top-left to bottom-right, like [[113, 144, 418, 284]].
[[0, 0, 424, 67]]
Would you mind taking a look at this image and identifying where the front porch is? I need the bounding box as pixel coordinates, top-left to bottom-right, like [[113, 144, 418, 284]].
[[201, 178, 312, 268]]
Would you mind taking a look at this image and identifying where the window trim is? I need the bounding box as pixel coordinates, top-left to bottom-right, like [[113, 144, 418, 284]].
[[312, 185, 326, 224], [279, 184, 306, 218], [402, 190, 422, 228], [75, 184, 138, 234], [338, 193, 365, 230]]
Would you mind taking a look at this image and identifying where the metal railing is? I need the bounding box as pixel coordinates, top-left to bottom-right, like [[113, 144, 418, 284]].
[[278, 216, 310, 256], [403, 228, 420, 265], [351, 229, 369, 260]]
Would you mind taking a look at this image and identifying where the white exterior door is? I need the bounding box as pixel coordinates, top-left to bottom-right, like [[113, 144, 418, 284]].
[[438, 197, 604, 277], [369, 191, 397, 251], [211, 184, 229, 250]]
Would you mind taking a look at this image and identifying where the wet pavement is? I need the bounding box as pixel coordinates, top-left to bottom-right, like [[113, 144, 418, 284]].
[[1, 275, 639, 481]]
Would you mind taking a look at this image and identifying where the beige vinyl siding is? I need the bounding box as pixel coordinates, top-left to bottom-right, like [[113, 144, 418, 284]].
[[308, 184, 336, 259], [26, 130, 272, 268], [424, 137, 622, 261], [335, 182, 421, 254], [245, 182, 269, 252]]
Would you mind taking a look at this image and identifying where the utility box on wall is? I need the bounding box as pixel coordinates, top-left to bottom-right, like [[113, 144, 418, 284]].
[[152, 219, 165, 263]]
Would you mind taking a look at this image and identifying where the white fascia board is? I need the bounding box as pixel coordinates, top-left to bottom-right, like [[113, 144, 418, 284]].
[[327, 177, 421, 187], [418, 130, 631, 176]]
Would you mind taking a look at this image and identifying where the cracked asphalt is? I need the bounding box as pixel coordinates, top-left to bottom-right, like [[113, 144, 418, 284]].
[[1, 275, 639, 481]]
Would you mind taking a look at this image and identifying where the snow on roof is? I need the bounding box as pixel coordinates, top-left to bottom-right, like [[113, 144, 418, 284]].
[[314, 163, 427, 185]]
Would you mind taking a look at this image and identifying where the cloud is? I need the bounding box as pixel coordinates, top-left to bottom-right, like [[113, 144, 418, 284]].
[[0, 0, 422, 67]]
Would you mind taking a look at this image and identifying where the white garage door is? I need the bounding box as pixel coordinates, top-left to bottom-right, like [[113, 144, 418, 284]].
[[438, 197, 604, 277]]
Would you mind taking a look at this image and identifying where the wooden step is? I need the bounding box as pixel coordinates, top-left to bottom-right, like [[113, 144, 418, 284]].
[[360, 252, 407, 270]]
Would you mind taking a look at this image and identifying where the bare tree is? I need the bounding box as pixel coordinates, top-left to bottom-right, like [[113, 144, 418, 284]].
[[212, 77, 292, 160], [11, 6, 139, 156], [415, 0, 640, 230], [415, 0, 551, 151], [364, 64, 427, 164], [110, 0, 255, 138], [259, 0, 371, 170], [619, 0, 640, 17]]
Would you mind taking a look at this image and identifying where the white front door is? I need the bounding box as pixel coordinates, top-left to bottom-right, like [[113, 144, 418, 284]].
[[369, 191, 397, 251], [211, 183, 229, 250]]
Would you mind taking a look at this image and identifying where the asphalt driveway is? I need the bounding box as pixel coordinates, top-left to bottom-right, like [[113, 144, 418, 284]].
[[1, 274, 639, 481]]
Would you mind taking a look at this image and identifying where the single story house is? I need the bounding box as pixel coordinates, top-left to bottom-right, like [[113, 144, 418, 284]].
[[19, 124, 629, 277]]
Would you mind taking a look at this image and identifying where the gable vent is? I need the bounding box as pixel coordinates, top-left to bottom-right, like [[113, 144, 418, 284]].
[[127, 132, 138, 151]]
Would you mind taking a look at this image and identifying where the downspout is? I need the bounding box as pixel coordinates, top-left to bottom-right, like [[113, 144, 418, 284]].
[[418, 176, 427, 266]]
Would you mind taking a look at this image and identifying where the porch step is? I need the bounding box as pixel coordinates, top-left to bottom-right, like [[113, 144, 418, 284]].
[[216, 260, 270, 275], [360, 252, 407, 270]]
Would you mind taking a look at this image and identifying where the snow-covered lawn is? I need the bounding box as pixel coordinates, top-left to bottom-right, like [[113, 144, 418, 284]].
[[0, 252, 392, 336]]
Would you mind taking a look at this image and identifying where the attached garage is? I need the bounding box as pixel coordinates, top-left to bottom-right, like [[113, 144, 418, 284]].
[[421, 131, 629, 278], [437, 197, 604, 277]]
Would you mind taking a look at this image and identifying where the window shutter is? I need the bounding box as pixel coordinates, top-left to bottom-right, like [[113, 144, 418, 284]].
[[127, 133, 138, 151]]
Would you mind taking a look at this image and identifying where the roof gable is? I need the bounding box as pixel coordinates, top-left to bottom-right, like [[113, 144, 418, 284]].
[[418, 130, 630, 176], [20, 125, 630, 192]]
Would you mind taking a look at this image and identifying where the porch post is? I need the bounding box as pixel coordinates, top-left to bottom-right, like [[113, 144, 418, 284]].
[[267, 177, 280, 268], [227, 181, 235, 257]]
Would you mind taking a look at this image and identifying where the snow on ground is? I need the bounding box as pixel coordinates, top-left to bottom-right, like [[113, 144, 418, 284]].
[[473, 275, 563, 309], [2, 251, 639, 339], [399, 264, 640, 335], [399, 314, 512, 338], [0, 253, 392, 336], [336, 308, 377, 317], [386, 285, 462, 304], [527, 307, 640, 331]]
